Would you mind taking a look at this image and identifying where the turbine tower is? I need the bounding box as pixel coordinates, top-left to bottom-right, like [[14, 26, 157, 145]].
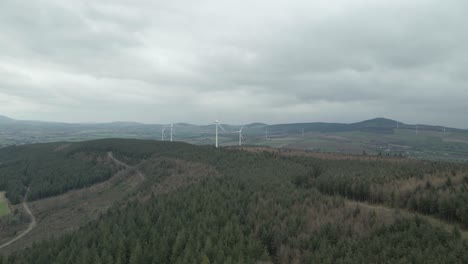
[[161, 127, 167, 141], [235, 126, 244, 146], [215, 120, 219, 148], [214, 120, 226, 148], [170, 123, 174, 142]]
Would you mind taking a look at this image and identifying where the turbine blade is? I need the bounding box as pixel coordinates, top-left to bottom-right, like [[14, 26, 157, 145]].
[[218, 123, 228, 133]]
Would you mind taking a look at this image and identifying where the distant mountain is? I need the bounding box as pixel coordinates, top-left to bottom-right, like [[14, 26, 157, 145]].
[[352, 117, 398, 128], [0, 115, 466, 135], [0, 115, 14, 123], [348, 117, 399, 133], [269, 117, 468, 134]]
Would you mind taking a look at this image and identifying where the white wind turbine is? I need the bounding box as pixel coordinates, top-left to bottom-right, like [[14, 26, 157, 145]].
[[234, 126, 245, 146], [214, 120, 227, 148], [170, 123, 174, 142], [161, 127, 167, 141]]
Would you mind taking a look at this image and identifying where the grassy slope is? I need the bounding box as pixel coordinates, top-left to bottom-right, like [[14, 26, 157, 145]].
[[0, 192, 9, 217]]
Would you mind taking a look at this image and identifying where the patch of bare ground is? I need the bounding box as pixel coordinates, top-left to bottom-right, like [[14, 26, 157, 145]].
[[239, 146, 411, 162], [53, 143, 72, 152]]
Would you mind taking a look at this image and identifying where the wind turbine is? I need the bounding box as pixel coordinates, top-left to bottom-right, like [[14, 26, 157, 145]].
[[214, 120, 227, 148], [234, 126, 245, 146], [170, 123, 174, 142], [161, 127, 167, 141]]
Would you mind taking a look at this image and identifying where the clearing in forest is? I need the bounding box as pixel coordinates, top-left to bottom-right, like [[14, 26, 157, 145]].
[[0, 192, 10, 217]]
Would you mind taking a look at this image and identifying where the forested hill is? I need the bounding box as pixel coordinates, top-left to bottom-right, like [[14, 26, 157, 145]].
[[268, 117, 467, 134], [2, 139, 468, 263], [0, 142, 118, 203]]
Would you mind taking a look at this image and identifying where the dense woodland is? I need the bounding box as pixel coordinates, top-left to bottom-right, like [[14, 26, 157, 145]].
[[295, 157, 468, 226], [1, 139, 468, 263], [0, 143, 117, 204]]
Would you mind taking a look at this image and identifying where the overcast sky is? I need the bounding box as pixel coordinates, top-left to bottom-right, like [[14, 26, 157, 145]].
[[1, 0, 467, 127]]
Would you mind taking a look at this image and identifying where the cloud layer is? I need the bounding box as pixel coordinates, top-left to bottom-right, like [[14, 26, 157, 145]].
[[1, 0, 467, 127]]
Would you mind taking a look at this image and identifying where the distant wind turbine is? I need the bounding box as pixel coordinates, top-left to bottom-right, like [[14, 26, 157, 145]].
[[214, 120, 227, 148], [170, 123, 174, 142], [234, 126, 245, 146], [161, 127, 167, 141]]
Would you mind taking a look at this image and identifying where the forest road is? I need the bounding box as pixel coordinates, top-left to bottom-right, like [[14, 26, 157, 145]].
[[107, 152, 146, 181], [107, 152, 130, 169], [0, 188, 36, 250]]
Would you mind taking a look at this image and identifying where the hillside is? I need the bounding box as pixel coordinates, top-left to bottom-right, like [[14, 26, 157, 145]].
[[269, 118, 467, 134], [0, 143, 118, 204], [0, 116, 13, 124], [2, 115, 468, 162], [1, 139, 468, 263]]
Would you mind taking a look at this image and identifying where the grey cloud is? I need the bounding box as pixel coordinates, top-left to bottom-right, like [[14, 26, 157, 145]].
[[0, 0, 467, 127]]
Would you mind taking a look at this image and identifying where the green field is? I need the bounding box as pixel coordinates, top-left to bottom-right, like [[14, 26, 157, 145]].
[[0, 192, 10, 217]]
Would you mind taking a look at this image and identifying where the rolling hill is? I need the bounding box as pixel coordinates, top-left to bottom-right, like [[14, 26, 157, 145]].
[[1, 116, 468, 161], [1, 139, 468, 263]]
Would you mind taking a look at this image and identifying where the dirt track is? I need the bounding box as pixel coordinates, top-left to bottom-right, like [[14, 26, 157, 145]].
[[0, 153, 142, 252], [107, 152, 145, 181], [0, 189, 36, 250]]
